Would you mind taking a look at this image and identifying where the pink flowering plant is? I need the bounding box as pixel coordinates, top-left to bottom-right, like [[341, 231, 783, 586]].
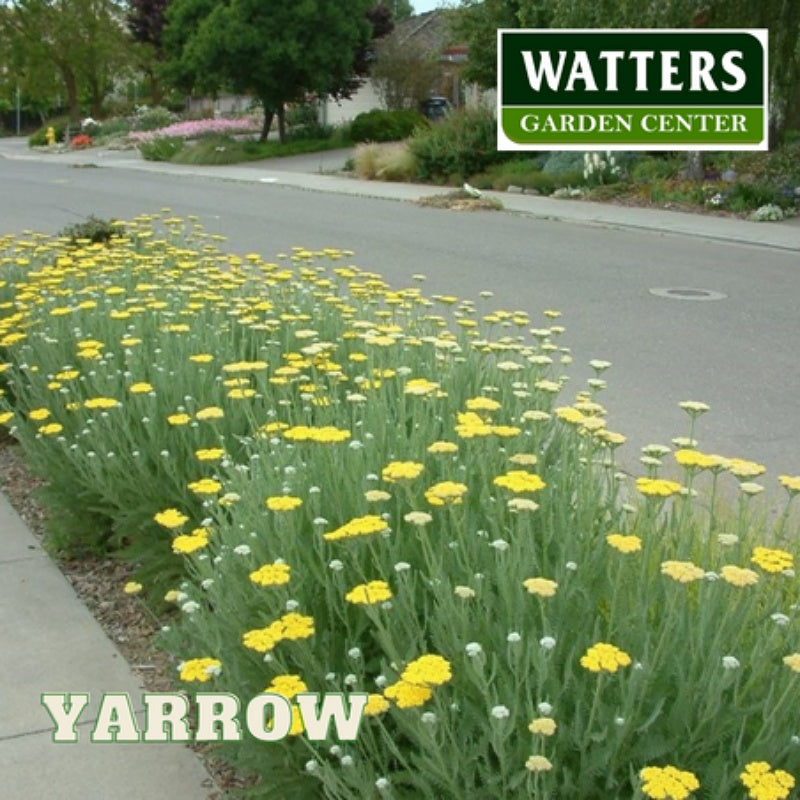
[[129, 117, 261, 143]]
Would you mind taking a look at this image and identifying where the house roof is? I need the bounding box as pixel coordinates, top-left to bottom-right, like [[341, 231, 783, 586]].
[[391, 10, 461, 56]]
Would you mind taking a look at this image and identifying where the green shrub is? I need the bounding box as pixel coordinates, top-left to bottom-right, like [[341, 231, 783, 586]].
[[288, 121, 334, 141], [57, 215, 122, 245], [722, 181, 789, 213], [138, 136, 184, 161], [132, 105, 178, 132], [542, 151, 585, 176], [350, 108, 429, 143], [28, 117, 71, 147], [409, 108, 507, 182], [286, 102, 320, 129], [98, 117, 132, 138], [167, 133, 352, 165], [630, 156, 683, 183]]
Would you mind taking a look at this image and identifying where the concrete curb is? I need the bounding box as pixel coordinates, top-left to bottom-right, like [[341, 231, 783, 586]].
[[1, 138, 798, 252]]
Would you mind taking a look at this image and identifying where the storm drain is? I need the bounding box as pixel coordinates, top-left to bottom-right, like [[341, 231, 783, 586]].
[[649, 287, 727, 301]]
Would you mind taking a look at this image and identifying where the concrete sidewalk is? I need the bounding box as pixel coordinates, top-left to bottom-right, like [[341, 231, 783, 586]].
[[0, 493, 217, 800], [1, 137, 798, 252]]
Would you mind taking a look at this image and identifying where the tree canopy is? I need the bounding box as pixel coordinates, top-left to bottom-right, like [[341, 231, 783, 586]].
[[455, 0, 800, 144], [161, 0, 376, 141], [0, 0, 132, 121]]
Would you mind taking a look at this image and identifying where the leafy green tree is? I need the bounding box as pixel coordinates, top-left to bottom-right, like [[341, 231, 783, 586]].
[[0, 0, 133, 121], [453, 0, 552, 88], [370, 32, 440, 110], [161, 0, 375, 142], [549, 0, 800, 146], [127, 0, 172, 104], [389, 0, 414, 20]]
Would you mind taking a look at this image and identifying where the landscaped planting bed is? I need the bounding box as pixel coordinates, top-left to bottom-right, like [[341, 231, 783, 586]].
[[1, 214, 798, 799]]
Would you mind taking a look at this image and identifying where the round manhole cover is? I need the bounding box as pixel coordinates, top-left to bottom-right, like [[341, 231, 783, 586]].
[[649, 287, 727, 301]]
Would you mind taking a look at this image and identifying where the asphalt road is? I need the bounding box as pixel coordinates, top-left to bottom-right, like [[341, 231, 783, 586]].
[[2, 154, 800, 500]]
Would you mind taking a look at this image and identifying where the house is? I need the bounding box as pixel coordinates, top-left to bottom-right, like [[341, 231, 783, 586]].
[[321, 10, 480, 127]]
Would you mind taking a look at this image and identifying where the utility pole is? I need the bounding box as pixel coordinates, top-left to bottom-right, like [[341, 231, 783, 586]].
[[16, 84, 21, 135]]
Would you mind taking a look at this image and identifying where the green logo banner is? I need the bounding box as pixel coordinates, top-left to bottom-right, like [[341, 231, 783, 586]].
[[497, 29, 768, 150]]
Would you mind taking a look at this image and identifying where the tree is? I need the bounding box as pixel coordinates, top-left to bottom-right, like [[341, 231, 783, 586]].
[[161, 0, 375, 142], [370, 34, 440, 110], [388, 0, 413, 20], [127, 0, 171, 103], [453, 0, 552, 89], [0, 0, 133, 121], [548, 0, 800, 147]]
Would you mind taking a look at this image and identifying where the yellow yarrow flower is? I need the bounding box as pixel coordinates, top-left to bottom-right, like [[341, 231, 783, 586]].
[[637, 478, 683, 497], [365, 489, 392, 502], [324, 514, 389, 541], [154, 508, 189, 529], [751, 546, 793, 573], [778, 475, 800, 494], [580, 642, 631, 673], [528, 717, 557, 736], [84, 396, 119, 409], [250, 562, 291, 587], [523, 577, 558, 597], [265, 495, 303, 512], [363, 693, 390, 716], [493, 469, 546, 494], [172, 529, 210, 555], [345, 580, 393, 605], [424, 481, 468, 506], [123, 581, 143, 595], [279, 612, 314, 640], [265, 674, 307, 699], [782, 653, 800, 673], [466, 396, 501, 412], [167, 413, 191, 426], [195, 406, 224, 421], [179, 657, 221, 683], [661, 560, 705, 583], [188, 478, 222, 495], [525, 755, 553, 772], [381, 461, 424, 483], [38, 423, 63, 436], [401, 655, 452, 687], [427, 440, 458, 454], [129, 382, 153, 394], [242, 624, 283, 653], [727, 458, 767, 478], [383, 680, 432, 709], [640, 765, 700, 800], [740, 761, 795, 800], [720, 565, 759, 587], [674, 449, 726, 470], [195, 448, 225, 461], [28, 407, 51, 421], [606, 533, 642, 554]]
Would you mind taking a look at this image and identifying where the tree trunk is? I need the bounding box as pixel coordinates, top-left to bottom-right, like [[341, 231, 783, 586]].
[[60, 64, 80, 124], [260, 106, 274, 142], [149, 71, 163, 106], [90, 80, 103, 119], [277, 105, 286, 144], [685, 151, 703, 181]]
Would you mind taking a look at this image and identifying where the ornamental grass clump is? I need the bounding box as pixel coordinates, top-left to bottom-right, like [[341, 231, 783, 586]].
[[0, 215, 799, 798]]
